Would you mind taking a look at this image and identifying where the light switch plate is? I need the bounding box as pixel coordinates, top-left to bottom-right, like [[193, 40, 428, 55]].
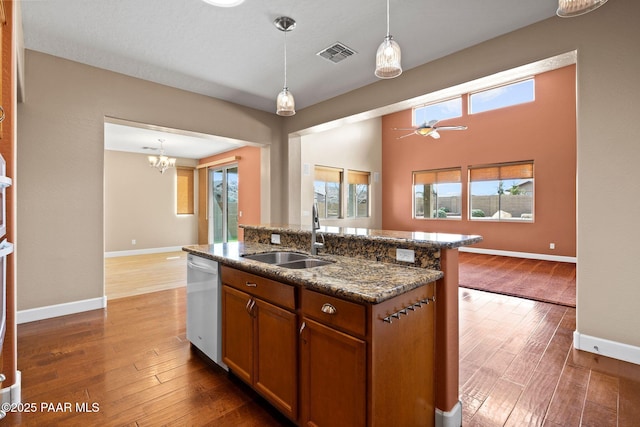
[[271, 234, 281, 244], [396, 248, 415, 263]]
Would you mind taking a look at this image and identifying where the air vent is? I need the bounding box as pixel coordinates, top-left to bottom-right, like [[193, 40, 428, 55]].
[[316, 42, 357, 64], [141, 146, 158, 151]]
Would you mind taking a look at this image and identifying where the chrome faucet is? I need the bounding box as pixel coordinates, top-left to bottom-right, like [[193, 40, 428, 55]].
[[311, 203, 324, 255]]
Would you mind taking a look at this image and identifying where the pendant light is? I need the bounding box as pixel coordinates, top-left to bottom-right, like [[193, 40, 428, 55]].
[[557, 0, 608, 17], [375, 0, 402, 79], [275, 16, 296, 116]]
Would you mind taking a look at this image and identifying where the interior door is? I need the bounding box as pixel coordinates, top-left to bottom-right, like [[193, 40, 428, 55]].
[[209, 165, 238, 244]]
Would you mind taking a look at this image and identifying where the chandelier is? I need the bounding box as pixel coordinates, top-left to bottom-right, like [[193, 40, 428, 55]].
[[557, 0, 608, 17], [147, 139, 176, 174]]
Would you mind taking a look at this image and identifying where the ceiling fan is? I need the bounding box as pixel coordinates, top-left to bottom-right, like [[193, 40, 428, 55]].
[[394, 119, 468, 139]]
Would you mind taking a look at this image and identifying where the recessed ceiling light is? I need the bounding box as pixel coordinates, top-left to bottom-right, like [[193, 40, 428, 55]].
[[201, 0, 244, 7]]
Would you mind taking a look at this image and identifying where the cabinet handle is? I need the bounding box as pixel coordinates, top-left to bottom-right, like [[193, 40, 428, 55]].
[[321, 303, 337, 315], [245, 281, 257, 287], [245, 298, 256, 315], [0, 106, 4, 123], [0, 373, 5, 382], [299, 321, 306, 335]]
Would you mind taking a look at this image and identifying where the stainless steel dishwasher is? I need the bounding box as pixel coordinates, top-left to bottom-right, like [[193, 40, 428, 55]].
[[186, 253, 227, 370]]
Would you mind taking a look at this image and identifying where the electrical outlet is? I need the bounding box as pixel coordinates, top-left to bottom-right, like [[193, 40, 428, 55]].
[[549, 243, 555, 249], [271, 234, 281, 244], [396, 248, 415, 263], [132, 239, 136, 245]]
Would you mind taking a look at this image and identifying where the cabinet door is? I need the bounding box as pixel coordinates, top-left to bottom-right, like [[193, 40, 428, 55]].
[[254, 299, 298, 420], [221, 285, 253, 384], [300, 318, 366, 427]]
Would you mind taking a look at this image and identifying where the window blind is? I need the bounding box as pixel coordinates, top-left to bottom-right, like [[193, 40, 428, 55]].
[[469, 161, 533, 182], [315, 166, 342, 183], [177, 167, 195, 215], [414, 168, 461, 185], [347, 170, 370, 185]]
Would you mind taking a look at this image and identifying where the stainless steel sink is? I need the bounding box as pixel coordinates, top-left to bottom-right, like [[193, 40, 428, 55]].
[[278, 259, 334, 269], [243, 251, 309, 264], [242, 251, 333, 269]]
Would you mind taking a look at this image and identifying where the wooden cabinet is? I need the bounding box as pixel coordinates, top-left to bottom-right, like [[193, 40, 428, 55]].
[[300, 317, 366, 426], [220, 265, 436, 427], [221, 267, 298, 421]]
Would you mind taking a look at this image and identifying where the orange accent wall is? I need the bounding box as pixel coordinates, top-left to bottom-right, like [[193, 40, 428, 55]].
[[198, 145, 261, 241], [381, 65, 577, 257]]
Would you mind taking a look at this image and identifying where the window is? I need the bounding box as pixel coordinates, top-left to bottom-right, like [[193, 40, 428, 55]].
[[414, 97, 462, 126], [413, 168, 462, 219], [469, 79, 535, 114], [176, 167, 194, 215], [469, 161, 534, 221], [347, 170, 370, 218], [314, 166, 343, 218]]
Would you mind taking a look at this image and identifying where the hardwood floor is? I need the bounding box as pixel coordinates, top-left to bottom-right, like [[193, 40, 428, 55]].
[[6, 256, 639, 426], [105, 251, 187, 300]]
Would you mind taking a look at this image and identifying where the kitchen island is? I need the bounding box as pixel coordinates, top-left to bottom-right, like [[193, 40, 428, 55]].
[[184, 224, 481, 427]]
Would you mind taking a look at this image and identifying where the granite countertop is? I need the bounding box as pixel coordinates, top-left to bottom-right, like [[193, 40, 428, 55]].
[[240, 224, 483, 249], [183, 241, 443, 305]]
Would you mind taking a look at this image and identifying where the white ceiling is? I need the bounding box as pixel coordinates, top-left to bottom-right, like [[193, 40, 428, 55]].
[[104, 120, 248, 159], [21, 0, 559, 114], [23, 0, 560, 159]]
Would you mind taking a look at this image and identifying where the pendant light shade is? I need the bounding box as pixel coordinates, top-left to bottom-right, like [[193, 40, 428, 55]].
[[276, 87, 295, 116], [275, 16, 296, 116], [557, 0, 608, 17], [375, 0, 402, 79]]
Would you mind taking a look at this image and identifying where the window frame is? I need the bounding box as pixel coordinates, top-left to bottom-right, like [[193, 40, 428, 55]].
[[412, 167, 462, 220], [468, 78, 535, 115], [413, 97, 463, 127], [346, 170, 370, 218], [468, 161, 535, 222], [314, 166, 343, 219]]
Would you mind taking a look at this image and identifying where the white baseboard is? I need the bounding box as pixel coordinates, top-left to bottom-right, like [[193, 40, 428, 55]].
[[459, 246, 576, 263], [104, 246, 188, 258], [17, 297, 107, 324], [574, 331, 640, 365], [0, 371, 21, 404]]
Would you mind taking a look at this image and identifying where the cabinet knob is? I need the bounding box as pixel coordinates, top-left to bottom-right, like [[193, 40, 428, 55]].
[[321, 303, 337, 315], [0, 373, 5, 382]]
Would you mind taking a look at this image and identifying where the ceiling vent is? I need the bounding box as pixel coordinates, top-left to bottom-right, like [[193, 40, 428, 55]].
[[316, 42, 357, 64], [141, 146, 158, 151]]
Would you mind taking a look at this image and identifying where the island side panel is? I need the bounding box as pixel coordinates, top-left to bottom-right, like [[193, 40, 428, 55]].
[[436, 248, 460, 414]]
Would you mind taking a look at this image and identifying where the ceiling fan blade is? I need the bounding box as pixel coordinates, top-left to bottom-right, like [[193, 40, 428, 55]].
[[393, 127, 418, 131], [397, 132, 416, 139], [427, 119, 439, 127], [436, 125, 468, 131], [430, 131, 441, 139]]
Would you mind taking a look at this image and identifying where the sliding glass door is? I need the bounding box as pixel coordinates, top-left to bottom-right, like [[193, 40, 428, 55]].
[[209, 165, 238, 244]]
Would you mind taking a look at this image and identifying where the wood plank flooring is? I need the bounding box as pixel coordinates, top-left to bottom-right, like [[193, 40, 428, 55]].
[[6, 254, 639, 426], [105, 251, 187, 300]]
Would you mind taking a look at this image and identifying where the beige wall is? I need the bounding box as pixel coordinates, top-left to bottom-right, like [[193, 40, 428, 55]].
[[285, 0, 640, 349], [17, 51, 282, 311], [298, 118, 382, 228], [104, 150, 198, 253], [16, 0, 640, 352]]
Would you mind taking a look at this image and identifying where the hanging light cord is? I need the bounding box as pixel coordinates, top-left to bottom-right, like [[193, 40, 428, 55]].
[[386, 0, 390, 37], [283, 30, 288, 88]]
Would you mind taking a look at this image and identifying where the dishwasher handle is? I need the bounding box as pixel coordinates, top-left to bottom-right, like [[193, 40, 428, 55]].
[[187, 260, 218, 275]]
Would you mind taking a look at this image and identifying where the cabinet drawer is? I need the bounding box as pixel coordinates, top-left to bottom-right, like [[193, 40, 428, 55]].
[[301, 289, 366, 337], [221, 266, 295, 310]]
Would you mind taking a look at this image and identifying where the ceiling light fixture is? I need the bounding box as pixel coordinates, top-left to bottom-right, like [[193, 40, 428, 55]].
[[375, 0, 402, 79], [275, 16, 296, 116], [201, 0, 244, 7], [147, 139, 176, 174], [557, 0, 608, 17]]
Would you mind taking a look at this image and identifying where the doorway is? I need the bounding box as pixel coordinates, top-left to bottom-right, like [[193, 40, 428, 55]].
[[209, 165, 239, 244]]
